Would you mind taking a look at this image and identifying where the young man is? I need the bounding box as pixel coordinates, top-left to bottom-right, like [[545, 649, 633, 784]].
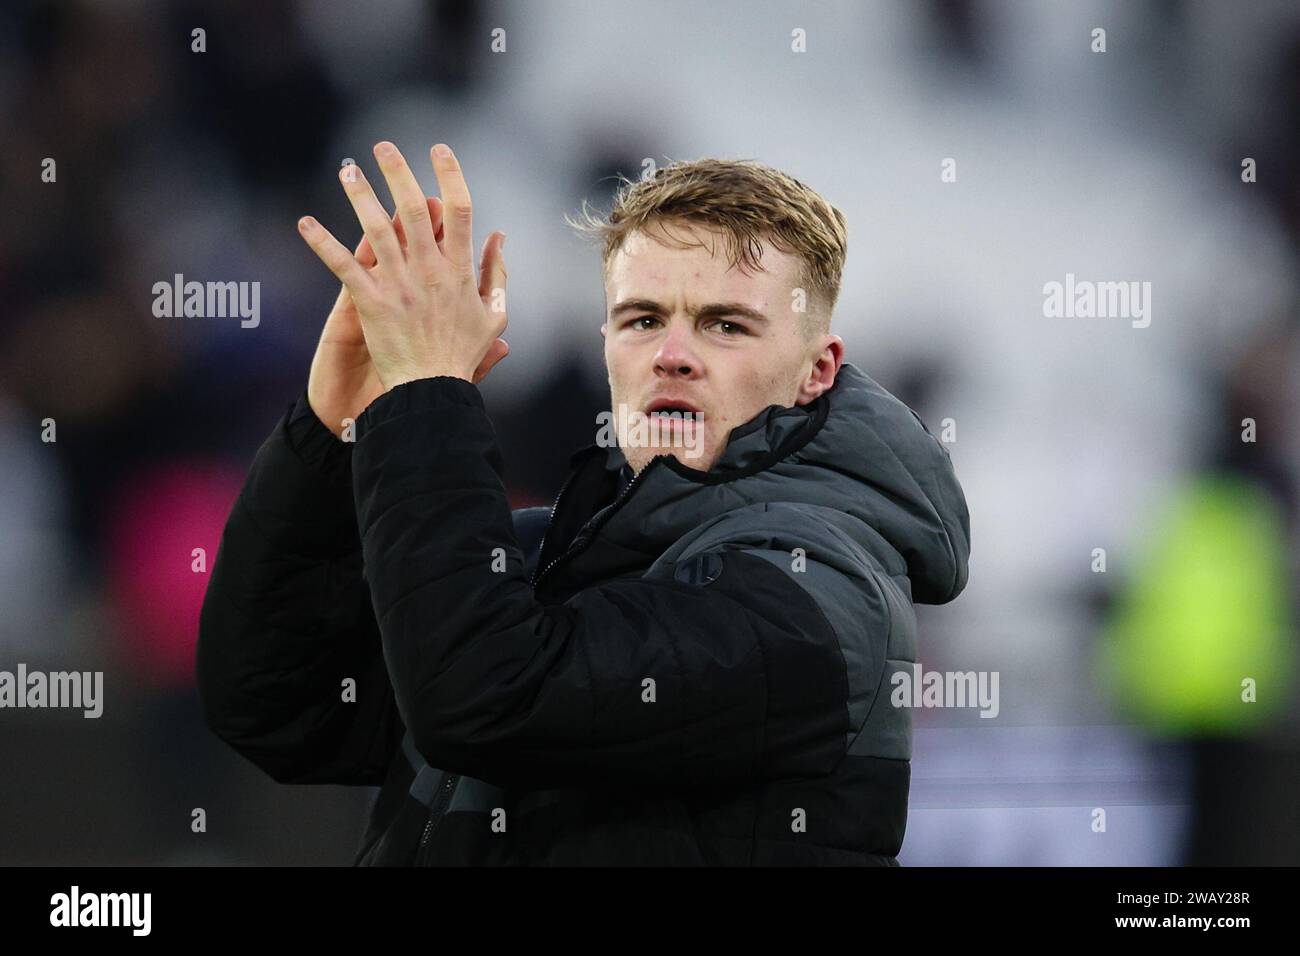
[[196, 144, 970, 865]]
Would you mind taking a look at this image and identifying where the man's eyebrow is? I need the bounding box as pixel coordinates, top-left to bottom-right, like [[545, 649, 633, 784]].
[[608, 298, 769, 323]]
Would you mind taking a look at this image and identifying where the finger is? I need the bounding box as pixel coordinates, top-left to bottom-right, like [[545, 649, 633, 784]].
[[393, 197, 444, 254], [338, 164, 404, 270], [357, 205, 401, 270], [373, 141, 438, 266], [335, 220, 386, 310], [355, 230, 377, 270], [478, 231, 507, 324], [430, 143, 474, 273], [472, 338, 509, 384], [391, 210, 408, 250], [299, 216, 379, 306], [429, 196, 446, 253], [332, 232, 377, 311]]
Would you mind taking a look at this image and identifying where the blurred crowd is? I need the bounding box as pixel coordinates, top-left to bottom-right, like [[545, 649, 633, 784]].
[[1, 0, 1297, 864]]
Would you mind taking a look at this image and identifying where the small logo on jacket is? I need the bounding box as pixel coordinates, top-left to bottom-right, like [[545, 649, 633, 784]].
[[890, 663, 999, 718], [674, 553, 723, 586], [50, 886, 151, 936]]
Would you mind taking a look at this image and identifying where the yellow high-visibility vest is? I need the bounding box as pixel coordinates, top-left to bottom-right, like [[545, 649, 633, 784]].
[[1097, 475, 1294, 734]]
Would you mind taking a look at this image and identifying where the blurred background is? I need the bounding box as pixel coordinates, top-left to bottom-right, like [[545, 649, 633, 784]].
[[1, 0, 1297, 865]]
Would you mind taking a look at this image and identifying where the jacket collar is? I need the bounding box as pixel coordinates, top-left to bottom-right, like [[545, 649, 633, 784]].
[[542, 362, 970, 606]]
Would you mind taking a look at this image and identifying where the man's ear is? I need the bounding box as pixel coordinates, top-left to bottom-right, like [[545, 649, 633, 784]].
[[600, 322, 607, 339], [794, 335, 844, 405]]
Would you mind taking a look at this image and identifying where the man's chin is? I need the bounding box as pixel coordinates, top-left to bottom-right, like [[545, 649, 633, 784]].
[[624, 445, 714, 474], [660, 447, 714, 472]]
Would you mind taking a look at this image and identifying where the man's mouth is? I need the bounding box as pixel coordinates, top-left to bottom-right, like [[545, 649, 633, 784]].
[[644, 398, 704, 419]]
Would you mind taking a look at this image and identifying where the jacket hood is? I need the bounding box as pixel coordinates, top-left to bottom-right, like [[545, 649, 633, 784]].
[[566, 362, 971, 605]]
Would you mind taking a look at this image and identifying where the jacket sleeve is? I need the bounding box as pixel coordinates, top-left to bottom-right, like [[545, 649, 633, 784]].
[[351, 377, 869, 792], [196, 391, 403, 786]]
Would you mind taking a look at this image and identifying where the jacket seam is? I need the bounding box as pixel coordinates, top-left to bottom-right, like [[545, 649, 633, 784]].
[[846, 570, 897, 757], [723, 544, 860, 772]]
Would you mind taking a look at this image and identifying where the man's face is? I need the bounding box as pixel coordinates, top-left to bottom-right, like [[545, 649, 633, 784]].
[[601, 220, 843, 474]]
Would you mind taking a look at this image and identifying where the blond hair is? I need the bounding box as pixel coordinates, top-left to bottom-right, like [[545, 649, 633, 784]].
[[567, 158, 847, 339]]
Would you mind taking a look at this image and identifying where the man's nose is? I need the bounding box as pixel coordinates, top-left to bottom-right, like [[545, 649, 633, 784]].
[[653, 321, 701, 377]]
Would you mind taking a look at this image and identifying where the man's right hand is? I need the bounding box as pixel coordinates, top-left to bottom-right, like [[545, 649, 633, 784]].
[[306, 194, 509, 439]]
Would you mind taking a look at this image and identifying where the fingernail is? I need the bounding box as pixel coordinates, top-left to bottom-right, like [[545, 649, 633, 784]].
[[298, 216, 316, 232], [375, 141, 395, 157], [433, 143, 451, 158], [499, 233, 507, 250]]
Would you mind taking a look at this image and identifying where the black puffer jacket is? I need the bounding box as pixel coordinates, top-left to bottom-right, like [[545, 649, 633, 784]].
[[196, 362, 970, 865]]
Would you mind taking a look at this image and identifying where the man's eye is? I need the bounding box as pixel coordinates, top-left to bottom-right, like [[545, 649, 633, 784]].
[[707, 319, 747, 335], [631, 316, 659, 330]]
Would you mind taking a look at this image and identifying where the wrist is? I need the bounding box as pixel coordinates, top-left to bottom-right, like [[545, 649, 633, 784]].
[[288, 390, 356, 481], [382, 368, 475, 390], [305, 392, 353, 440]]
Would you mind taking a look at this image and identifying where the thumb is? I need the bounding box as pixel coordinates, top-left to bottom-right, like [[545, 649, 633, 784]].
[[472, 338, 509, 384], [478, 231, 508, 325]]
